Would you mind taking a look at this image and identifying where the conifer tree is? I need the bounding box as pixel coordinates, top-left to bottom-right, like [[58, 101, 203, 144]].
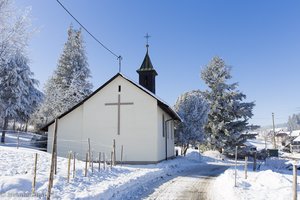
[[33, 25, 92, 128], [0, 0, 41, 142], [287, 114, 300, 131], [0, 51, 40, 142], [201, 56, 255, 150]]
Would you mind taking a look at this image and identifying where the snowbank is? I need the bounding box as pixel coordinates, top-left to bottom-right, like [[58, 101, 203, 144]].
[[210, 157, 299, 200], [0, 147, 214, 199]]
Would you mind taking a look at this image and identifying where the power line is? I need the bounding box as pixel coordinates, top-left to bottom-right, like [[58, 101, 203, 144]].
[[55, 0, 122, 68]]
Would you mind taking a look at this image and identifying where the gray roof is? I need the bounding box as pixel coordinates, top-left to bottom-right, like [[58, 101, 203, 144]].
[[136, 51, 158, 75]]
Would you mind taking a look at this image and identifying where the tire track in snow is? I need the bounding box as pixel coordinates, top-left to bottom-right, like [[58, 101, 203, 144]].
[[145, 164, 228, 200]]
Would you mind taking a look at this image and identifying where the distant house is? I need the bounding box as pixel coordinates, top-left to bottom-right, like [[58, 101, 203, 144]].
[[290, 130, 300, 138], [275, 131, 289, 146], [291, 135, 300, 153]]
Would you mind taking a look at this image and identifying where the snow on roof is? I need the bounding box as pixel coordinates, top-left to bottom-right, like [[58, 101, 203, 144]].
[[276, 131, 289, 137], [290, 130, 300, 137], [293, 135, 300, 142], [267, 127, 288, 133]]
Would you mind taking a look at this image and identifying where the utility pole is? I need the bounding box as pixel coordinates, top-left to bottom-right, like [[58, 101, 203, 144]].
[[272, 113, 276, 149]]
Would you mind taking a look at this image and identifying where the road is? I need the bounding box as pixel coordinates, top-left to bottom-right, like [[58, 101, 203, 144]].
[[144, 164, 228, 200]]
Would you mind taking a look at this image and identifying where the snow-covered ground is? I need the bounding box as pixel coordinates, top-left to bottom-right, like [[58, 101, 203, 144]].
[[209, 137, 299, 199], [211, 156, 300, 200], [0, 146, 223, 199], [0, 131, 45, 150], [1, 143, 299, 200]]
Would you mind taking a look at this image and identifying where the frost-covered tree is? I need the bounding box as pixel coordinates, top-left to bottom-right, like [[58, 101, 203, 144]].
[[0, 1, 40, 142], [201, 56, 255, 150], [0, 0, 32, 60], [0, 51, 40, 142], [20, 84, 43, 132], [287, 114, 300, 131], [33, 25, 92, 128], [174, 90, 209, 154]]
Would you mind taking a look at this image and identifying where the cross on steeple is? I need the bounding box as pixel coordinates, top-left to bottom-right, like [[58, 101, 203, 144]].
[[144, 33, 151, 51]]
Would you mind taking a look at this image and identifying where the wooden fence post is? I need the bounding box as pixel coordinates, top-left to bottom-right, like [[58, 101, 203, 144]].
[[32, 153, 38, 195], [73, 152, 76, 178], [91, 152, 94, 174], [88, 138, 91, 167], [98, 152, 101, 172], [244, 156, 248, 179], [17, 131, 20, 149], [103, 152, 106, 170], [121, 145, 123, 167], [293, 161, 297, 200], [85, 152, 88, 177], [67, 152, 71, 183], [54, 124, 58, 175], [113, 139, 116, 166], [234, 146, 238, 187], [110, 151, 113, 169], [47, 118, 58, 200], [54, 152, 57, 175]]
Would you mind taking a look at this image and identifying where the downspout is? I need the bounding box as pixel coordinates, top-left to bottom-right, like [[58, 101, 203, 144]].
[[165, 119, 173, 160]]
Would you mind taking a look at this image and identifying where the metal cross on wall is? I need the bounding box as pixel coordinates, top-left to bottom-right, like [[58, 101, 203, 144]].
[[105, 94, 134, 135]]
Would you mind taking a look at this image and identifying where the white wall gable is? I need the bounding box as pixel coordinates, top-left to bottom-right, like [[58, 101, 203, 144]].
[[48, 75, 172, 163]]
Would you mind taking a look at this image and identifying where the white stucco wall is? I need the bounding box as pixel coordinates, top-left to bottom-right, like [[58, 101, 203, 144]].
[[47, 105, 84, 159], [157, 107, 175, 161], [82, 76, 158, 162], [47, 75, 163, 162]]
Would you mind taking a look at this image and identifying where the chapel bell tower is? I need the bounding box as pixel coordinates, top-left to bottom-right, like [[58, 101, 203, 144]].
[[136, 34, 158, 94]]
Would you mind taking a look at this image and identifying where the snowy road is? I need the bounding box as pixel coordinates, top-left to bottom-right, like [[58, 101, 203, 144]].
[[143, 164, 228, 200]]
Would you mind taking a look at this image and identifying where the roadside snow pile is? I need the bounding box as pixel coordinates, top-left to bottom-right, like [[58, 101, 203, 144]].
[[210, 157, 299, 200], [182, 149, 225, 163], [0, 146, 206, 199], [262, 157, 298, 171], [202, 150, 225, 162], [184, 149, 202, 161]]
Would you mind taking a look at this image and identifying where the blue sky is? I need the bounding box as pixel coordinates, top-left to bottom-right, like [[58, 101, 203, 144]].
[[16, 0, 300, 127]]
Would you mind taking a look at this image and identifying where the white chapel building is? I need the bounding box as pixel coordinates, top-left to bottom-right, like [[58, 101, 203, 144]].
[[43, 47, 181, 164]]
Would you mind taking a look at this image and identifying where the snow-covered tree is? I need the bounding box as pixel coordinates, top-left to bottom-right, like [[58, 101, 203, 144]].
[[287, 114, 300, 131], [174, 90, 209, 154], [33, 25, 92, 128], [0, 0, 32, 60], [0, 0, 40, 142], [0, 51, 40, 142], [201, 56, 255, 150]]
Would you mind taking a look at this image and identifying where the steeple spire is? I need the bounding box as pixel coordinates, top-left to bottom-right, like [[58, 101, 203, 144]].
[[137, 33, 158, 94]]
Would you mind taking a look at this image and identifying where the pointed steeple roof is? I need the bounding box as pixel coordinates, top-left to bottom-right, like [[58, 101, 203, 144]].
[[137, 50, 158, 75]]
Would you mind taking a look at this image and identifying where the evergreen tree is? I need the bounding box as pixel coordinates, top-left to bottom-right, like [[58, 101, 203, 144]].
[[0, 0, 40, 142], [0, 0, 32, 60], [201, 56, 255, 150], [287, 114, 300, 131], [0, 51, 40, 142], [33, 25, 92, 128], [174, 90, 209, 154]]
